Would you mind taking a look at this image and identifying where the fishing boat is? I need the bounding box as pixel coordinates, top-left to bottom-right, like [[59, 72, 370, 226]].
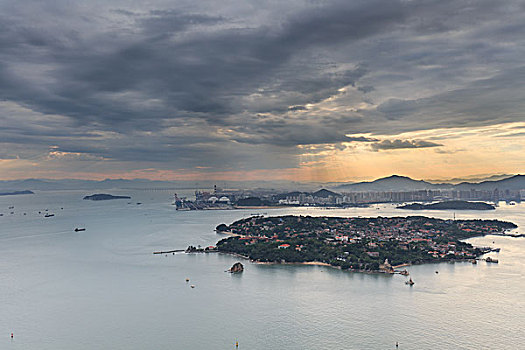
[[405, 278, 415, 286]]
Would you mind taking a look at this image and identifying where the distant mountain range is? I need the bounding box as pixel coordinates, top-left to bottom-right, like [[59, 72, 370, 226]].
[[425, 174, 514, 184], [334, 174, 525, 192], [335, 175, 438, 192], [0, 174, 523, 193], [0, 178, 318, 192]]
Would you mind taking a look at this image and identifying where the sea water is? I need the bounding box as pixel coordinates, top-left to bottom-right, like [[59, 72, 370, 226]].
[[1, 190, 524, 349]]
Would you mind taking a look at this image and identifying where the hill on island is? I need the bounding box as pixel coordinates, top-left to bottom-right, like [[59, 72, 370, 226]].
[[397, 200, 495, 210], [83, 194, 131, 201], [0, 190, 34, 196]]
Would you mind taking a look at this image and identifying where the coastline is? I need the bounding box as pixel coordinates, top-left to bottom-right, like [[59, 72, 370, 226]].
[[217, 248, 494, 274], [218, 251, 391, 273], [216, 230, 244, 237], [255, 260, 333, 267], [233, 205, 289, 209], [185, 249, 487, 274], [392, 263, 411, 269]]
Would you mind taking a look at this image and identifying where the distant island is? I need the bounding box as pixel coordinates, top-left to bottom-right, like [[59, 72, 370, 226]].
[[83, 193, 131, 201], [216, 215, 515, 272], [0, 190, 34, 196], [397, 200, 495, 211]]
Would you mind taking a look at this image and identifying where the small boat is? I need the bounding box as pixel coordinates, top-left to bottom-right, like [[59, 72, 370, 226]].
[[486, 257, 499, 263], [185, 278, 190, 282], [74, 228, 86, 232], [44, 214, 54, 217], [405, 278, 415, 286], [435, 271, 439, 274], [190, 285, 195, 288], [399, 269, 409, 276]]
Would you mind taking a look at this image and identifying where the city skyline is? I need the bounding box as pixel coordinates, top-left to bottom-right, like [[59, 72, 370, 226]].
[[1, 0, 524, 181]]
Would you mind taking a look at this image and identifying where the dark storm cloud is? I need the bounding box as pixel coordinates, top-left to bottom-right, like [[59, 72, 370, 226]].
[[370, 140, 442, 151], [370, 67, 525, 134], [288, 106, 307, 111], [0, 0, 402, 126], [346, 136, 379, 142], [138, 10, 225, 35], [1, 0, 524, 172]]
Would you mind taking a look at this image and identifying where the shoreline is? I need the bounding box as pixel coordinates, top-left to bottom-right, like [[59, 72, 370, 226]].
[[179, 249, 491, 275], [233, 205, 289, 209], [254, 260, 333, 267], [392, 263, 411, 268], [218, 251, 391, 274], [217, 249, 494, 274], [216, 230, 244, 237]]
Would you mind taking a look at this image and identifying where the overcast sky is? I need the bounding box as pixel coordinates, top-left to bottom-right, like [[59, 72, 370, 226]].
[[1, 0, 524, 181]]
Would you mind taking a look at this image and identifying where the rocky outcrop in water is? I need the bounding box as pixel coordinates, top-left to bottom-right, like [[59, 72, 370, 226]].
[[215, 223, 229, 232], [228, 262, 244, 273]]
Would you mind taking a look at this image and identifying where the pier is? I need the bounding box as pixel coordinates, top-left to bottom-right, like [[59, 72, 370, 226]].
[[153, 249, 185, 254]]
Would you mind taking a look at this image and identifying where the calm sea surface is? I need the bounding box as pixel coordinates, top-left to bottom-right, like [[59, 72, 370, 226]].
[[1, 190, 524, 349]]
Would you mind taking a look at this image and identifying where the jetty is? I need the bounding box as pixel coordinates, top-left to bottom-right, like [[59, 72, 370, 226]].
[[153, 249, 185, 255]]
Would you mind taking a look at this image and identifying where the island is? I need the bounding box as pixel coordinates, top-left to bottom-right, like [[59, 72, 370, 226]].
[[228, 262, 244, 273], [0, 190, 34, 196], [83, 193, 131, 201], [397, 200, 495, 211], [215, 215, 516, 272]]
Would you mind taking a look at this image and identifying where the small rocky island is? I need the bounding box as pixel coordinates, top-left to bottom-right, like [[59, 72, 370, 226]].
[[83, 193, 131, 201], [0, 190, 34, 196], [216, 215, 515, 272], [228, 262, 244, 273], [215, 223, 229, 232], [397, 200, 495, 211]]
